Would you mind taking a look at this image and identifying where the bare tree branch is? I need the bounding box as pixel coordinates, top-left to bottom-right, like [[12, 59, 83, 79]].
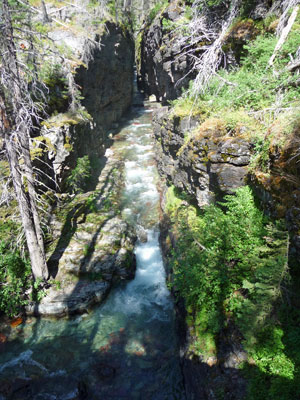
[[268, 4, 299, 67]]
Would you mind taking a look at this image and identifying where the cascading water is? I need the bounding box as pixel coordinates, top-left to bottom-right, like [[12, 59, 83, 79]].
[[0, 89, 186, 399]]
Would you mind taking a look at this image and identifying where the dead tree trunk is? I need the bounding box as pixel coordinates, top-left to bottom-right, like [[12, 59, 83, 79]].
[[4, 129, 49, 279], [41, 0, 50, 23], [268, 4, 299, 67], [0, 0, 49, 280]]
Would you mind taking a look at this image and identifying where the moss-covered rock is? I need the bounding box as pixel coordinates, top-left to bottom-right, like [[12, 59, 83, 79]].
[[26, 152, 136, 317], [153, 107, 251, 206]]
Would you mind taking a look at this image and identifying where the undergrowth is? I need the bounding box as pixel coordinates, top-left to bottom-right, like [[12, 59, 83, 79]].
[[170, 19, 300, 171], [148, 0, 169, 24], [166, 185, 300, 398], [66, 155, 92, 194], [0, 242, 32, 317]]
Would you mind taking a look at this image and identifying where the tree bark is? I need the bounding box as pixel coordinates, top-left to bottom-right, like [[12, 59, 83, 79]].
[[268, 5, 299, 67], [41, 0, 50, 23], [4, 132, 49, 279], [0, 0, 49, 280]]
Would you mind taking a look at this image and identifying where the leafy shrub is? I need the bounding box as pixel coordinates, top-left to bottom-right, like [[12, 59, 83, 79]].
[[0, 241, 31, 317], [66, 155, 92, 194], [148, 0, 169, 24], [167, 185, 290, 352], [40, 63, 69, 114], [169, 186, 268, 314]]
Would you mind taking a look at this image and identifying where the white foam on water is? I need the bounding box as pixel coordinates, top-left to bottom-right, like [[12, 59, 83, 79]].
[[125, 160, 136, 168], [125, 167, 148, 182], [104, 148, 113, 157], [107, 230, 172, 317], [48, 369, 67, 377], [133, 144, 153, 151], [138, 152, 154, 160], [141, 189, 159, 200], [131, 123, 152, 129], [119, 119, 171, 318]]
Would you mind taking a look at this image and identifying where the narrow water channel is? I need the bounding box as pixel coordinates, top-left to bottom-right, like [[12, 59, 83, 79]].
[[0, 95, 186, 399]]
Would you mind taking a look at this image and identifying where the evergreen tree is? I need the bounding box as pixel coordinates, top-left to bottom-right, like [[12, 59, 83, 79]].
[[0, 0, 49, 280]]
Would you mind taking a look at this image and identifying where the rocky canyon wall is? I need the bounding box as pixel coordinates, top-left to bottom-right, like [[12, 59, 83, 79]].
[[41, 22, 134, 187]]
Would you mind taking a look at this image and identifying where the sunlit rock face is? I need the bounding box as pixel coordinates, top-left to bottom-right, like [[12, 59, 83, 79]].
[[153, 108, 251, 207]]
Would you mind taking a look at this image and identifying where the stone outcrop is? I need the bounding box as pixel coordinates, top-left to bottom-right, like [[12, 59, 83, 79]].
[[138, 0, 280, 106], [153, 107, 251, 206], [42, 22, 134, 186], [138, 3, 196, 104], [74, 22, 134, 157], [26, 151, 136, 317]]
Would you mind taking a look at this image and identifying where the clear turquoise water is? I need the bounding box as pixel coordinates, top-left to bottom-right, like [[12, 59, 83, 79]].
[[0, 105, 186, 399]]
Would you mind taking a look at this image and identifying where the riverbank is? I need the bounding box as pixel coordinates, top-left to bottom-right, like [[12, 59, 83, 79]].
[[0, 97, 186, 400]]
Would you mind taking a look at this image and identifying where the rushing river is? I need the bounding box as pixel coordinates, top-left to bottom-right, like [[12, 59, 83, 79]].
[[0, 97, 186, 399]]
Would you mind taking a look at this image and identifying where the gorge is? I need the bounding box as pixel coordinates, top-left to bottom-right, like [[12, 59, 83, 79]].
[[0, 1, 300, 399]]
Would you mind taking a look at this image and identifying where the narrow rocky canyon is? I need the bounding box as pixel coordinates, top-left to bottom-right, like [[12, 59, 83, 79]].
[[0, 1, 300, 399]]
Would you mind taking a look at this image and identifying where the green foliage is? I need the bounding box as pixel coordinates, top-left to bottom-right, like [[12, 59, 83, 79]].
[[205, 0, 225, 7], [39, 62, 69, 114], [167, 186, 293, 372], [106, 0, 116, 16], [148, 0, 169, 24], [167, 185, 300, 397], [169, 186, 269, 312], [172, 22, 300, 112], [33, 21, 50, 34], [162, 17, 175, 32], [243, 308, 300, 399], [0, 217, 20, 244], [201, 30, 299, 111], [49, 279, 62, 290], [171, 25, 300, 172], [66, 156, 92, 194], [0, 241, 31, 317], [161, 5, 193, 33]]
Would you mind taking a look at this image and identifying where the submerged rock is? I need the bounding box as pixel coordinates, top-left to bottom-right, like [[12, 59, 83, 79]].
[[93, 362, 116, 380], [136, 225, 148, 243]]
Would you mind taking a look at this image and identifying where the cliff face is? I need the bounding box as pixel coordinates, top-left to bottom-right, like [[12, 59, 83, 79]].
[[140, 1, 300, 399], [138, 2, 197, 104], [75, 22, 134, 157], [153, 107, 251, 206], [138, 0, 277, 104], [42, 22, 134, 186]]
